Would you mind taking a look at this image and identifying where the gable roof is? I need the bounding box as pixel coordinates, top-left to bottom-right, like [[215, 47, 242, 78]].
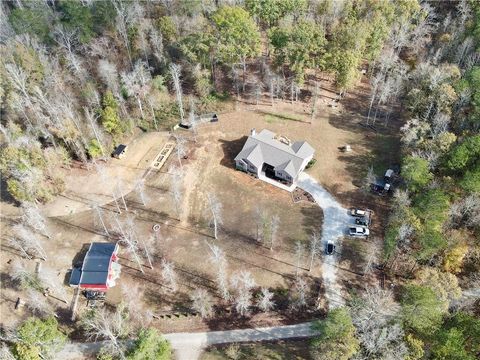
[[70, 242, 118, 287], [234, 129, 314, 178]]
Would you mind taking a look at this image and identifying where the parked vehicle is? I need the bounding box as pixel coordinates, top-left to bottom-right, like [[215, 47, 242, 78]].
[[350, 208, 366, 217], [112, 144, 128, 159], [349, 226, 370, 236], [384, 169, 394, 183], [355, 217, 369, 226], [325, 241, 335, 255]]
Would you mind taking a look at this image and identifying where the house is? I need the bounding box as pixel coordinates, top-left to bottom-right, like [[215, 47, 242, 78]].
[[69, 242, 121, 290], [234, 129, 314, 191]]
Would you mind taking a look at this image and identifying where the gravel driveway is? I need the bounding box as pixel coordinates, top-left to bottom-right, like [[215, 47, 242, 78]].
[[56, 322, 319, 360], [297, 172, 352, 308]]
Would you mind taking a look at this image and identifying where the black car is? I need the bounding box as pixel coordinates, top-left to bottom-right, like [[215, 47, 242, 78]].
[[355, 217, 369, 226], [325, 241, 335, 255], [83, 290, 106, 300]]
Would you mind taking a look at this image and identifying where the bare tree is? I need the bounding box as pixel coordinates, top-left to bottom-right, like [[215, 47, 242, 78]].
[[53, 25, 84, 78], [82, 304, 130, 359], [257, 287, 275, 312], [231, 270, 256, 316], [134, 178, 148, 206], [116, 215, 144, 274], [206, 242, 230, 300], [121, 61, 152, 120], [363, 250, 377, 275], [161, 259, 178, 292], [311, 81, 319, 120], [290, 276, 308, 310], [21, 202, 51, 238], [84, 107, 106, 157], [121, 283, 152, 327], [113, 0, 143, 65], [170, 166, 184, 217], [170, 63, 185, 123], [172, 133, 187, 167], [270, 214, 280, 251], [351, 286, 405, 358], [10, 260, 38, 289], [207, 193, 223, 240], [190, 288, 214, 318], [0, 344, 15, 360], [97, 60, 120, 94], [92, 202, 110, 236], [12, 224, 46, 261], [294, 241, 305, 275], [26, 289, 51, 316], [308, 231, 321, 271]]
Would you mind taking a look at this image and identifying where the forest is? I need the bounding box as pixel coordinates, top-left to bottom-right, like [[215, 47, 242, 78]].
[[0, 0, 479, 360]]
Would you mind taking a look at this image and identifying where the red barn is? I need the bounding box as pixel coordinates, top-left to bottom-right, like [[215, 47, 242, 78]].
[[69, 242, 121, 290]]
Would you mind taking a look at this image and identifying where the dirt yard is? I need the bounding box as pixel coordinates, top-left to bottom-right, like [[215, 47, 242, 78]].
[[0, 73, 401, 334]]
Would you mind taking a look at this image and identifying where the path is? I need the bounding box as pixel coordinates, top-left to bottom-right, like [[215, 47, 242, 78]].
[[57, 322, 318, 360], [297, 172, 353, 308]]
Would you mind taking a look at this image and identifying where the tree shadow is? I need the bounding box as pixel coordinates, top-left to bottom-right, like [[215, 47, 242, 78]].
[[0, 177, 19, 206]]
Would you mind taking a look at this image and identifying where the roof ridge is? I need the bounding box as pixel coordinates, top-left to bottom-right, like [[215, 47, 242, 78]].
[[252, 135, 305, 161]]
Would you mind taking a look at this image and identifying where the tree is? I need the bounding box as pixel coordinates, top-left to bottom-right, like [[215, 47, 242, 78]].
[[231, 270, 256, 316], [190, 288, 214, 318], [431, 328, 476, 360], [169, 64, 184, 124], [444, 135, 480, 173], [401, 156, 433, 192], [126, 328, 171, 360], [269, 20, 326, 83], [245, 0, 307, 27], [309, 231, 321, 271], [21, 202, 50, 238], [350, 286, 406, 358], [294, 241, 305, 275], [207, 243, 230, 300], [100, 91, 122, 135], [257, 287, 275, 312], [170, 166, 184, 217], [11, 224, 46, 261], [12, 317, 66, 360], [207, 193, 223, 240], [401, 284, 446, 335], [59, 0, 94, 44], [161, 259, 178, 292], [290, 276, 308, 310], [212, 6, 261, 69], [9, 4, 52, 43], [10, 260, 41, 290], [311, 307, 360, 360], [82, 305, 130, 358]]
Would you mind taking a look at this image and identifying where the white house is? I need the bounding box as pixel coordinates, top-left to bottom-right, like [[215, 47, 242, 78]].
[[234, 129, 314, 191]]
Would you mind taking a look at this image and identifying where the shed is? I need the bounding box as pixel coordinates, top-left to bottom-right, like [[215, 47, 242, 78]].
[[69, 242, 121, 290]]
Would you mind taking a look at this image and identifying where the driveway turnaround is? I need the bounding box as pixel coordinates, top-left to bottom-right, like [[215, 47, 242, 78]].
[[56, 322, 319, 360], [297, 172, 351, 309]]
